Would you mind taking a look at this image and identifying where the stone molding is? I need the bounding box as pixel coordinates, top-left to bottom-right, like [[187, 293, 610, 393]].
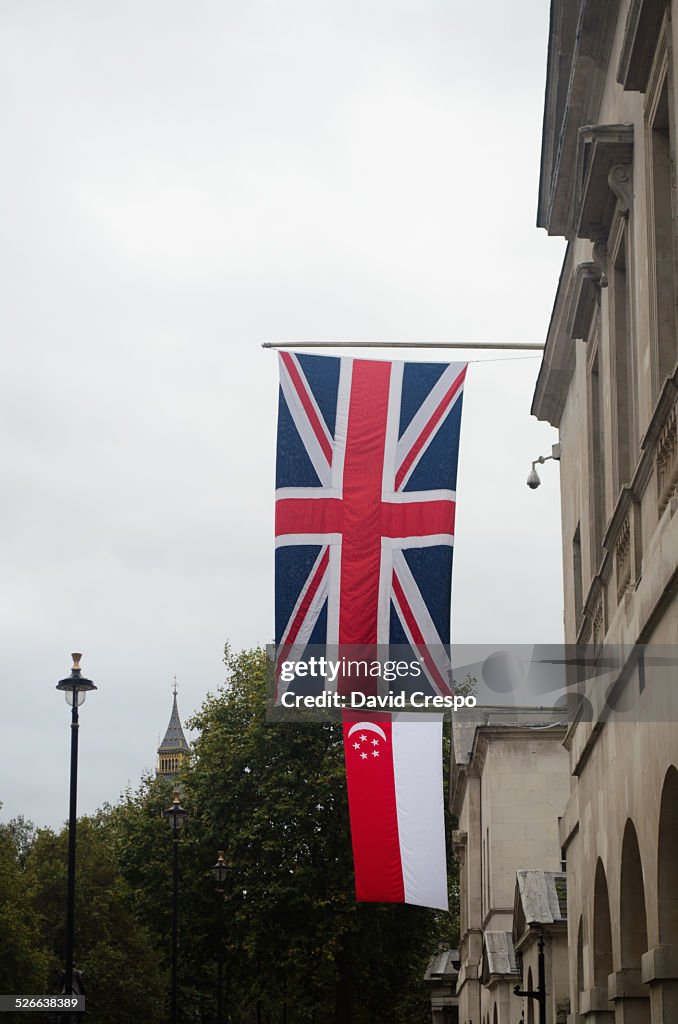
[[538, 1, 619, 235], [641, 944, 678, 983], [607, 967, 649, 1000], [617, 0, 668, 92], [579, 985, 612, 1013]]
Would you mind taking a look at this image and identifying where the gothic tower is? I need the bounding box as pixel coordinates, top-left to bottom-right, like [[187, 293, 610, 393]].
[[157, 678, 189, 779]]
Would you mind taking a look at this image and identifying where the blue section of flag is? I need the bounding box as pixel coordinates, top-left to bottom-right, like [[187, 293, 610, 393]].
[[275, 545, 323, 642], [398, 362, 448, 437], [403, 546, 453, 644], [388, 602, 436, 697], [403, 395, 463, 492], [297, 353, 340, 437], [275, 389, 322, 489]]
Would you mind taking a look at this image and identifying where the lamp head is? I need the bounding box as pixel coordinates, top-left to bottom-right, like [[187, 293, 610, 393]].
[[526, 467, 541, 489], [212, 850, 228, 885], [56, 653, 97, 706], [163, 793, 189, 831]]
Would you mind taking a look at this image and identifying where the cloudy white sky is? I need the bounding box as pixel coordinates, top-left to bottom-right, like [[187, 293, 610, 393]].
[[1, 1, 566, 828]]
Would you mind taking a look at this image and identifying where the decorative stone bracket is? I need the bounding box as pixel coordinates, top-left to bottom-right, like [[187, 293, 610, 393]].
[[572, 124, 634, 287]]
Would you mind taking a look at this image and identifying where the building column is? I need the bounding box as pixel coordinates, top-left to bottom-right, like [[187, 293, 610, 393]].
[[608, 970, 650, 1023], [641, 946, 678, 1023], [579, 986, 614, 1022]]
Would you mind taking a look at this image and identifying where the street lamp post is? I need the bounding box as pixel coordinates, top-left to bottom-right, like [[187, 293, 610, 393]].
[[212, 851, 227, 1024], [513, 934, 546, 1024], [164, 794, 189, 1024], [56, 653, 97, 998]]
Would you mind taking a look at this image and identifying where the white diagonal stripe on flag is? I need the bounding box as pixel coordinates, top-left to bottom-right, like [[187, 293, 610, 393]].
[[394, 362, 466, 491], [279, 352, 334, 487]]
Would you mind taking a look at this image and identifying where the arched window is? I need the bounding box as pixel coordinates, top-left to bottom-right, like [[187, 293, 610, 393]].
[[658, 767, 678, 944], [620, 819, 648, 965], [593, 860, 613, 988], [576, 916, 584, 1012]]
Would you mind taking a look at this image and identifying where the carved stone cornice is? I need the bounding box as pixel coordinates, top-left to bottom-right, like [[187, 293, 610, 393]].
[[538, 0, 620, 236], [532, 243, 578, 427], [573, 124, 634, 241], [617, 0, 668, 92]]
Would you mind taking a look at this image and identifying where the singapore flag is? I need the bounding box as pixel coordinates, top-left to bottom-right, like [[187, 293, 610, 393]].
[[343, 711, 448, 911]]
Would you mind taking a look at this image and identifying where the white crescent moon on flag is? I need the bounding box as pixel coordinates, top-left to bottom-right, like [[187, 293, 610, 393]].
[[347, 721, 387, 742]]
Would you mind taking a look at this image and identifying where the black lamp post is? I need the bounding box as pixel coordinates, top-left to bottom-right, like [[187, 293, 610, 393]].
[[212, 851, 227, 1024], [56, 653, 97, 998], [513, 934, 546, 1024], [164, 794, 189, 1024]]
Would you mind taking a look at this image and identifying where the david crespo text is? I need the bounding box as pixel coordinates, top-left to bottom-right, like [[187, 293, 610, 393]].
[[278, 691, 478, 710]]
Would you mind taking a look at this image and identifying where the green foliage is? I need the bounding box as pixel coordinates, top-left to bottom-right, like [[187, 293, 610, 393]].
[[25, 816, 167, 1024], [175, 644, 456, 1023], [452, 673, 477, 698], [0, 644, 460, 1023], [0, 822, 49, 997]]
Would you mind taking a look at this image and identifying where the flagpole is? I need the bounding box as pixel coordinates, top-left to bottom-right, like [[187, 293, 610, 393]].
[[261, 341, 544, 351]]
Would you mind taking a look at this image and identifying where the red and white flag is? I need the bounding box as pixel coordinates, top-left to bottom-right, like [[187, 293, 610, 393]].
[[343, 711, 448, 910]]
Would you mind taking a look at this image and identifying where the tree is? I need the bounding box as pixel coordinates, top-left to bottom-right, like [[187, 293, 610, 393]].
[[175, 644, 455, 1024], [0, 816, 49, 998], [0, 645, 460, 1023], [25, 815, 167, 1024]]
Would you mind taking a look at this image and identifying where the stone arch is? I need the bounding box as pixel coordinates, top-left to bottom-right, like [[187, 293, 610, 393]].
[[620, 819, 648, 967], [593, 859, 613, 988], [492, 1005, 497, 1024], [658, 766, 678, 944]]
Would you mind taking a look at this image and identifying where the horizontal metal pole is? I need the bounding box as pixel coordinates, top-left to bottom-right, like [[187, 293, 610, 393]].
[[261, 340, 544, 351]]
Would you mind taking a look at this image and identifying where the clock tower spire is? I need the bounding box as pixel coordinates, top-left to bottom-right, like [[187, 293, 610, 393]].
[[157, 677, 189, 779]]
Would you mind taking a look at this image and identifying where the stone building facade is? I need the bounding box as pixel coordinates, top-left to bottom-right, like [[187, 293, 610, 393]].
[[450, 709, 570, 1024], [533, 2, 678, 1021]]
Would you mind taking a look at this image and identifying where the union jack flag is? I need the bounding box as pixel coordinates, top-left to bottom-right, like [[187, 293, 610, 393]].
[[275, 352, 466, 697]]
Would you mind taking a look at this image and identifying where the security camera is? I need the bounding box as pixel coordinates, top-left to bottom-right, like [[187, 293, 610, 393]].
[[527, 444, 560, 489]]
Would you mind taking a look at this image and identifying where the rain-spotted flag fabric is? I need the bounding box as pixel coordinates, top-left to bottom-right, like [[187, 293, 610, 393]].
[[274, 352, 466, 909]]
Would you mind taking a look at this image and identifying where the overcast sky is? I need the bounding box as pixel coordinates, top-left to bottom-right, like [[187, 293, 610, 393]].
[[1, 1, 566, 829]]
